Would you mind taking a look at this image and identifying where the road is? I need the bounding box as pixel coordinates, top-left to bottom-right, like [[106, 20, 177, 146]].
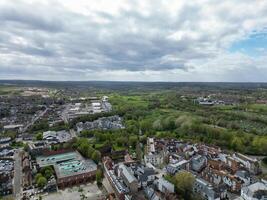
[[22, 107, 48, 133], [102, 177, 114, 195], [70, 129, 78, 138], [13, 150, 22, 200], [61, 104, 71, 123]]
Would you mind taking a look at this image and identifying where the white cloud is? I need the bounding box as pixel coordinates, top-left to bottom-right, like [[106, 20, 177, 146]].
[[0, 0, 267, 81]]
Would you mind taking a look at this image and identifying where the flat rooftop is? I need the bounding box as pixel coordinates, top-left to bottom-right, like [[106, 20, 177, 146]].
[[37, 152, 77, 167], [36, 151, 97, 179], [55, 159, 97, 179]]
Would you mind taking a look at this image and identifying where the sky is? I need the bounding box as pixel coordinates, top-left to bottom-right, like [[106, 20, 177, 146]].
[[0, 0, 267, 82]]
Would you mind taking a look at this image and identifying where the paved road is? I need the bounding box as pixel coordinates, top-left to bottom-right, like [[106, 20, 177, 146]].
[[70, 129, 78, 138], [61, 104, 71, 123], [22, 107, 48, 133], [102, 177, 114, 195], [13, 150, 22, 200]]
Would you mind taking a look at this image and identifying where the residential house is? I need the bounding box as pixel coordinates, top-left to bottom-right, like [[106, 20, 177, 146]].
[[232, 153, 261, 175], [117, 164, 138, 193], [166, 159, 190, 175], [191, 155, 207, 172], [241, 181, 267, 200], [194, 177, 227, 200], [155, 177, 175, 194], [144, 187, 160, 200], [235, 170, 251, 186], [134, 165, 156, 187]]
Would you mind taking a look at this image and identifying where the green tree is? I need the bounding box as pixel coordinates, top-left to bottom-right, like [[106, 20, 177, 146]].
[[36, 132, 43, 140], [174, 171, 195, 200], [129, 135, 138, 147], [92, 150, 101, 164], [116, 136, 127, 147], [136, 142, 143, 161], [262, 157, 267, 166], [96, 169, 103, 186], [152, 119, 162, 130], [44, 168, 53, 179], [35, 173, 43, 183], [231, 136, 245, 152], [87, 146, 95, 158], [37, 176, 47, 188]]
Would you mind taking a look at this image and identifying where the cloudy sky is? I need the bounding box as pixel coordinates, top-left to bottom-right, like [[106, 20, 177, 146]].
[[0, 0, 267, 81]]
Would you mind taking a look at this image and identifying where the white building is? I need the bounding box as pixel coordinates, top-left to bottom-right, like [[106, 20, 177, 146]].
[[232, 153, 260, 174], [144, 153, 164, 167], [144, 138, 164, 167], [241, 181, 267, 200], [156, 177, 175, 193]]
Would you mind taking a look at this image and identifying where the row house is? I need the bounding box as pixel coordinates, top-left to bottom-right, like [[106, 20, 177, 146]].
[[194, 177, 227, 200], [232, 153, 261, 175], [191, 155, 207, 172], [202, 167, 243, 192], [166, 159, 190, 175], [22, 152, 32, 188]]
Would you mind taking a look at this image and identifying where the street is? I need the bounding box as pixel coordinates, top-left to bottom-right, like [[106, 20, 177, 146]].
[[70, 129, 78, 138], [22, 107, 48, 133], [13, 150, 22, 200], [61, 104, 71, 123]]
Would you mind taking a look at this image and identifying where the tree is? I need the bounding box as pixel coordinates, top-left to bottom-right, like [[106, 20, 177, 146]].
[[44, 168, 53, 179], [24, 143, 30, 152], [87, 146, 95, 158], [252, 136, 267, 155], [140, 119, 152, 132], [262, 157, 267, 166], [129, 135, 138, 147], [174, 171, 195, 200], [116, 136, 127, 147], [77, 138, 90, 157], [136, 142, 142, 161], [36, 132, 43, 140], [37, 176, 47, 188], [92, 150, 101, 164], [231, 136, 245, 152], [35, 173, 43, 183], [153, 119, 162, 130], [96, 169, 103, 186]]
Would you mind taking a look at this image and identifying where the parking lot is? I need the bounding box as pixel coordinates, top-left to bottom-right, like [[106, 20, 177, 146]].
[[31, 182, 106, 200]]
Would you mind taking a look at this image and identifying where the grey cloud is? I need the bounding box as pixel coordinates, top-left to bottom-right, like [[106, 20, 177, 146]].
[[0, 5, 65, 32], [0, 0, 267, 81]]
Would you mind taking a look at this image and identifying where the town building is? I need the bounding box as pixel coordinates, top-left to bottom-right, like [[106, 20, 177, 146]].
[[144, 187, 160, 200], [241, 181, 267, 200], [36, 150, 97, 188], [133, 165, 156, 187], [166, 159, 190, 175], [191, 155, 207, 172], [0, 137, 12, 146], [232, 153, 261, 175], [22, 152, 32, 189], [155, 177, 175, 193], [194, 177, 227, 200], [28, 141, 50, 156], [0, 146, 14, 157], [103, 157, 130, 200], [43, 130, 72, 144], [0, 159, 14, 196], [117, 163, 138, 193], [144, 137, 164, 167], [76, 115, 124, 133]]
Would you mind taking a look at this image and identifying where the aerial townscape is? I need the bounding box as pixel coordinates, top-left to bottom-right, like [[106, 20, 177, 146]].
[[1, 0, 267, 200], [0, 81, 267, 200]]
